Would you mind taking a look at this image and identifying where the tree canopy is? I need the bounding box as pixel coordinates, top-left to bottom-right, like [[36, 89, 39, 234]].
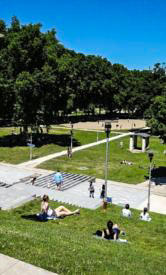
[[0, 17, 166, 136]]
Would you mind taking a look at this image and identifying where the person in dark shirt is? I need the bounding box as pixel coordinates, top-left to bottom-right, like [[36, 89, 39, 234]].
[[100, 184, 105, 199], [88, 181, 95, 198], [94, 220, 121, 240]]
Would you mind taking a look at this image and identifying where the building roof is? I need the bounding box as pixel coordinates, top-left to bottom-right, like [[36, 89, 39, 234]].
[[130, 132, 150, 138]]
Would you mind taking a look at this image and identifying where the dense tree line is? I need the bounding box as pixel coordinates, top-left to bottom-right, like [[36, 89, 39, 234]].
[[0, 17, 166, 136]]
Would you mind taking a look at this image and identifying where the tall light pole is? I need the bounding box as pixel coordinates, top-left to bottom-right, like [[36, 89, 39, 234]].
[[70, 122, 73, 157], [96, 131, 99, 142], [147, 151, 154, 211], [30, 131, 33, 160], [27, 129, 35, 160], [104, 121, 111, 208]]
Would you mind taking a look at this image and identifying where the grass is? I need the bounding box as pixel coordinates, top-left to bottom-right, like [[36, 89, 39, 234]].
[[0, 127, 114, 164], [0, 127, 166, 184], [39, 136, 166, 184], [0, 199, 165, 275]]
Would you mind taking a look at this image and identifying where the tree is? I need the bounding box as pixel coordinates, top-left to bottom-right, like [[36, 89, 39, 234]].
[[146, 96, 166, 140], [0, 75, 15, 119], [14, 71, 41, 132]]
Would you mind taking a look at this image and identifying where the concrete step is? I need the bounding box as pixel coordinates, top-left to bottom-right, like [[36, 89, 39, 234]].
[[25, 172, 95, 191]]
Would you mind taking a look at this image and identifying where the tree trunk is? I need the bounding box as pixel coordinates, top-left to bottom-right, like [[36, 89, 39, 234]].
[[23, 125, 28, 134]]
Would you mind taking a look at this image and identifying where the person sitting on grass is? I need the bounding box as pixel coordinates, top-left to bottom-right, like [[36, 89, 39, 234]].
[[122, 204, 132, 218], [94, 220, 123, 240], [41, 195, 80, 218], [140, 207, 151, 222]]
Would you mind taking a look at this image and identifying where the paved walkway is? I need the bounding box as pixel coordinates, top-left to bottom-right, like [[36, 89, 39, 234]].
[[1, 165, 166, 214], [17, 132, 130, 168], [0, 253, 57, 275]]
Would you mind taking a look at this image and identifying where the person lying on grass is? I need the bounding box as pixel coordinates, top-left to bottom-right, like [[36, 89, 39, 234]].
[[120, 160, 133, 165], [41, 194, 80, 218], [94, 220, 125, 240]]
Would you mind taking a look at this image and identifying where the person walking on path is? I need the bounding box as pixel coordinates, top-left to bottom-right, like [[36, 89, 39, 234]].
[[100, 184, 107, 209], [67, 147, 72, 158], [88, 181, 95, 198], [53, 170, 63, 190]]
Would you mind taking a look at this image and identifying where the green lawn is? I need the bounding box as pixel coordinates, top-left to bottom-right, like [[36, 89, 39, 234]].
[[0, 200, 165, 274], [39, 136, 166, 184], [0, 127, 112, 164]]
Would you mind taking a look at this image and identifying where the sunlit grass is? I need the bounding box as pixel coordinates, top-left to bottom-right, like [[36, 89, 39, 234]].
[[0, 199, 165, 274], [39, 136, 166, 184], [0, 127, 116, 164]]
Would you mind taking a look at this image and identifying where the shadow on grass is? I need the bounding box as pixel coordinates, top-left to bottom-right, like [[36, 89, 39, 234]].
[[0, 133, 81, 148], [21, 214, 45, 222]]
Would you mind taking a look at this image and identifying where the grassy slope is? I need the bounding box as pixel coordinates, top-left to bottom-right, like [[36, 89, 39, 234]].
[[0, 127, 165, 183], [0, 200, 165, 275], [39, 136, 166, 184], [0, 127, 109, 164]]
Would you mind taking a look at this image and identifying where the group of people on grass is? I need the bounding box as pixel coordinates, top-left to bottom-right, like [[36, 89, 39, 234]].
[[122, 203, 151, 222], [51, 177, 151, 222], [39, 195, 151, 242]]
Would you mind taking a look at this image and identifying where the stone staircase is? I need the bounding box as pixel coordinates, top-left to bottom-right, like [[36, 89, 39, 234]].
[[0, 182, 11, 188], [25, 172, 95, 191]]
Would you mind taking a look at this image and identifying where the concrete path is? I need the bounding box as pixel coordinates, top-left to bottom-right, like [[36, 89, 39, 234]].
[[17, 132, 130, 168], [1, 166, 166, 214], [0, 163, 40, 185], [0, 253, 57, 275]]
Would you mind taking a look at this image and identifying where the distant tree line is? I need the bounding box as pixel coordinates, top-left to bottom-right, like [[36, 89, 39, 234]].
[[0, 17, 166, 137]]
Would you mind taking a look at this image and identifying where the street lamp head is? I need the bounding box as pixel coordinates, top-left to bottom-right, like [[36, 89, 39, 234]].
[[148, 151, 154, 162]]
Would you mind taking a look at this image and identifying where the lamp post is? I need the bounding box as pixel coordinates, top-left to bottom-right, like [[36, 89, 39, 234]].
[[27, 128, 35, 160], [70, 122, 73, 157], [97, 131, 99, 142], [104, 121, 112, 208], [29, 131, 34, 160], [147, 151, 154, 211]]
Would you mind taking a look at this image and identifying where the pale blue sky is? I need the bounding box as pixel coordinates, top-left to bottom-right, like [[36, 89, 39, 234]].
[[0, 0, 165, 70]]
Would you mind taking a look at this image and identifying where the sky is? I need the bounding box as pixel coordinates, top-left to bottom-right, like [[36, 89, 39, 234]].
[[0, 0, 166, 70]]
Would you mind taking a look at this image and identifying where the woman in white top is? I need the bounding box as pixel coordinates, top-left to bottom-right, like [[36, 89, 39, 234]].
[[122, 204, 132, 217], [140, 207, 151, 222], [41, 195, 80, 218]]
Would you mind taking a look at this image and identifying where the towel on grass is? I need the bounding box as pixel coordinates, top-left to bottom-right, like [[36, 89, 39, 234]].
[[93, 235, 128, 243]]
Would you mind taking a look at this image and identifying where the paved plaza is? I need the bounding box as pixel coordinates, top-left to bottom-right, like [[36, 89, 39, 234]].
[[0, 162, 166, 214], [0, 253, 57, 275], [0, 163, 40, 185]]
